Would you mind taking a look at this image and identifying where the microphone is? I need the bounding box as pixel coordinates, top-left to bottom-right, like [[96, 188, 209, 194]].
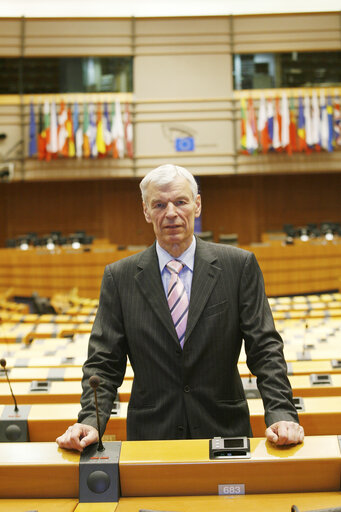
[[89, 375, 104, 452], [0, 358, 19, 412]]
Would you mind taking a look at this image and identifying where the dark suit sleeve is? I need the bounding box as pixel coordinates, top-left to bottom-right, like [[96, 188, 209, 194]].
[[78, 265, 127, 434], [239, 252, 299, 427]]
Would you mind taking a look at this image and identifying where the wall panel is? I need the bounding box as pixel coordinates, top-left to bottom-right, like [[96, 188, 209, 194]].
[[25, 18, 133, 56], [1, 173, 340, 249], [233, 13, 341, 53]]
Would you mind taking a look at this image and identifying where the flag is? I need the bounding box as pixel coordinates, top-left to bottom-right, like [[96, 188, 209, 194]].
[[43, 100, 51, 161], [28, 102, 37, 157], [47, 101, 58, 156], [311, 91, 321, 151], [281, 93, 290, 152], [266, 99, 274, 150], [288, 97, 297, 154], [83, 103, 91, 158], [297, 97, 307, 152], [257, 95, 269, 153], [334, 96, 341, 146], [239, 98, 247, 154], [88, 103, 98, 157], [73, 102, 83, 158], [124, 102, 134, 158], [320, 91, 329, 151], [96, 103, 106, 156], [37, 104, 46, 160], [303, 95, 313, 150], [66, 105, 75, 157], [58, 100, 68, 156], [111, 100, 125, 159], [273, 97, 282, 151], [103, 102, 112, 153], [246, 98, 258, 154], [326, 96, 334, 152]]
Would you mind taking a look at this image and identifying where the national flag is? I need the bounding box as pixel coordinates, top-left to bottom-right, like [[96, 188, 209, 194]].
[[28, 102, 37, 157], [257, 95, 269, 153], [58, 100, 68, 156], [88, 103, 98, 157], [47, 101, 58, 157], [281, 93, 290, 152], [266, 99, 274, 150], [303, 95, 313, 151], [66, 105, 75, 157], [83, 103, 91, 158], [239, 98, 247, 154], [37, 104, 46, 160], [288, 97, 297, 154], [43, 100, 51, 161], [245, 98, 258, 154], [326, 96, 334, 152], [96, 103, 106, 156], [273, 97, 282, 151], [320, 91, 329, 151], [111, 100, 125, 159], [124, 102, 134, 158], [311, 91, 321, 151], [297, 97, 307, 152], [103, 102, 112, 153], [73, 102, 83, 158], [334, 96, 341, 146]]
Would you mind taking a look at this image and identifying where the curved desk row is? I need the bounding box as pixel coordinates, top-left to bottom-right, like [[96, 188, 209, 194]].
[[1, 395, 341, 442]]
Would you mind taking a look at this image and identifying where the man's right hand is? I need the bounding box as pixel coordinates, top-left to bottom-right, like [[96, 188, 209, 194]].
[[56, 423, 99, 452]]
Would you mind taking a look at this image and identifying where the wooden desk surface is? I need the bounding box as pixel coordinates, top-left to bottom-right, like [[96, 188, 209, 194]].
[[0, 499, 79, 512]]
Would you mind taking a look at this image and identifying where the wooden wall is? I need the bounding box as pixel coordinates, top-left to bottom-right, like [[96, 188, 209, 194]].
[[1, 172, 341, 247]]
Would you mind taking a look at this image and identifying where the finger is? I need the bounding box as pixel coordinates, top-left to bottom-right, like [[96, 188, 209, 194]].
[[56, 424, 84, 451], [79, 428, 99, 449], [273, 422, 304, 446], [265, 426, 278, 443]]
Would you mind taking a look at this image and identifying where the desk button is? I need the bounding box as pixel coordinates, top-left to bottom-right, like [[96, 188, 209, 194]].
[[184, 385, 190, 393]]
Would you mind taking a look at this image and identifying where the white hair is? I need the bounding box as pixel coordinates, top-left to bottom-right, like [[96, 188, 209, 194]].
[[140, 164, 198, 203]]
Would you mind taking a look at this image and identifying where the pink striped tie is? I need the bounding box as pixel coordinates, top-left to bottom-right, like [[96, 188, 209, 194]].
[[166, 260, 189, 348]]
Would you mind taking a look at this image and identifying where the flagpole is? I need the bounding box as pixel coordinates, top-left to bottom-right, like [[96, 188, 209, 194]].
[[19, 15, 26, 180]]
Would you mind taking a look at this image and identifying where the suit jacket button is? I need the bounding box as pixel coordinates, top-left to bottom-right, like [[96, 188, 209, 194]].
[[176, 348, 181, 355], [177, 425, 184, 431], [184, 385, 190, 393]]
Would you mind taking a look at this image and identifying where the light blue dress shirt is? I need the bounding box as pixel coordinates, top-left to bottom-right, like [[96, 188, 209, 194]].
[[156, 237, 196, 300]]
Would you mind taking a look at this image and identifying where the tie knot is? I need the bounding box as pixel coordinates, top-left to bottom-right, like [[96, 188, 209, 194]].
[[166, 260, 184, 275]]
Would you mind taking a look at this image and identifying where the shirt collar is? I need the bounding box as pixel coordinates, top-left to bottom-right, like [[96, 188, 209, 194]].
[[156, 237, 196, 273]]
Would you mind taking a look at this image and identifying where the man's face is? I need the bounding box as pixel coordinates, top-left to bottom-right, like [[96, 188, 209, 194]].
[[143, 176, 201, 257]]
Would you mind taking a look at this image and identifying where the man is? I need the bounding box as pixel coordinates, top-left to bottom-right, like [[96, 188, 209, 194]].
[[56, 164, 304, 452]]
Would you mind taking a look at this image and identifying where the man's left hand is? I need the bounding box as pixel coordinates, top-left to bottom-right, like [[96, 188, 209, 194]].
[[265, 421, 304, 445]]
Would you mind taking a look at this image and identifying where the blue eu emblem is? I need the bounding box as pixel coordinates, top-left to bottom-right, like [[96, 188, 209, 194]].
[[175, 137, 195, 152]]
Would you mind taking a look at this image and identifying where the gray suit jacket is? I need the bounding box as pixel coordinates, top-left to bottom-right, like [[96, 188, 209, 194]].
[[79, 237, 299, 440]]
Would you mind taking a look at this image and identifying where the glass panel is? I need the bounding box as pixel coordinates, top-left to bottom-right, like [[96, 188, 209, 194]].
[[233, 51, 341, 90], [0, 57, 133, 94]]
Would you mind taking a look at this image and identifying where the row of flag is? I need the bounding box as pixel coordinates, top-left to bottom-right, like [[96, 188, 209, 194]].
[[240, 91, 341, 154], [28, 100, 133, 160]]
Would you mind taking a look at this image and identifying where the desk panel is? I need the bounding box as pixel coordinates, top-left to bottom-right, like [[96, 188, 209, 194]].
[[119, 437, 341, 496], [0, 443, 79, 498], [115, 493, 341, 512]]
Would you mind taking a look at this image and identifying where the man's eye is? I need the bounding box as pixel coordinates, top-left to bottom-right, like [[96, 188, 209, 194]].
[[154, 203, 165, 209], [174, 200, 186, 206]]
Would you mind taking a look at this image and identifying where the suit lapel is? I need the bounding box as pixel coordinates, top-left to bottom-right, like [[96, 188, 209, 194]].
[[134, 243, 179, 343], [185, 238, 220, 342]]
